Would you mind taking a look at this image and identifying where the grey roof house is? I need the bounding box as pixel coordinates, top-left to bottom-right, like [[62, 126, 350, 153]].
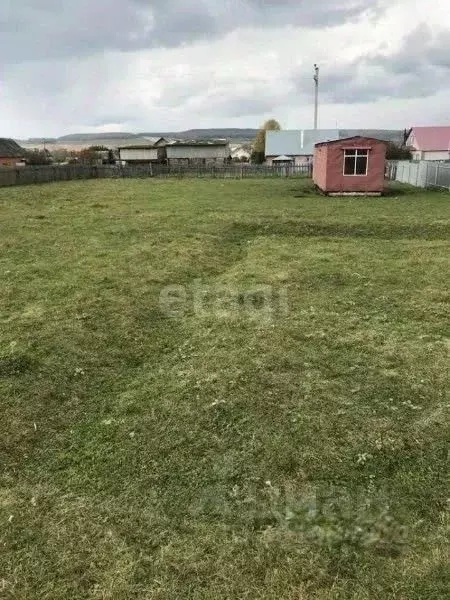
[[140, 137, 168, 147], [265, 129, 403, 165], [265, 130, 339, 165], [165, 140, 230, 165], [118, 143, 166, 164]]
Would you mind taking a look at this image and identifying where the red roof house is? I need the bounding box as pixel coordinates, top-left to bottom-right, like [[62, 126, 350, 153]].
[[406, 127, 450, 161], [313, 136, 387, 196]]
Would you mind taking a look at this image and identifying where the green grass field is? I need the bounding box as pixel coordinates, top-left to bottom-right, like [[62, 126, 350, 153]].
[[1, 178, 449, 599]]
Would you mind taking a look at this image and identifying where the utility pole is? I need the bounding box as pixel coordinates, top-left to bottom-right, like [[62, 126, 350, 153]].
[[313, 64, 319, 130]]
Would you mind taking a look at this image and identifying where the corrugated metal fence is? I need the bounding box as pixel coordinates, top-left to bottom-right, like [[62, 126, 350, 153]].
[[387, 160, 450, 190], [0, 163, 311, 188]]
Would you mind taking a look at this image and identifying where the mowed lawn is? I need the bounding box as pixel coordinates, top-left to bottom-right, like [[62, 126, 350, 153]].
[[0, 178, 449, 599]]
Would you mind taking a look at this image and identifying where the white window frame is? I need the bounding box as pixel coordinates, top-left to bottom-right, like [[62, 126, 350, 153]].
[[343, 149, 369, 176]]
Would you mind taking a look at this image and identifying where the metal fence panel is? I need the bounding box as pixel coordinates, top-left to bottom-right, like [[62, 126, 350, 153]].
[[435, 164, 450, 189], [388, 160, 450, 190]]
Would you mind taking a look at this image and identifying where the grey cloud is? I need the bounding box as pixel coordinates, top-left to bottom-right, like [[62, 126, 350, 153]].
[[149, 0, 386, 44], [368, 24, 450, 73], [3, 3, 448, 138], [3, 44, 286, 135], [154, 64, 288, 117], [2, 52, 140, 134], [89, 116, 141, 127], [0, 0, 386, 63], [197, 90, 280, 118], [292, 24, 450, 104], [0, 0, 153, 63]]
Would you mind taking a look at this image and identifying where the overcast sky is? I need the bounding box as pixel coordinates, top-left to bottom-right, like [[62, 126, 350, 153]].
[[1, 0, 449, 138]]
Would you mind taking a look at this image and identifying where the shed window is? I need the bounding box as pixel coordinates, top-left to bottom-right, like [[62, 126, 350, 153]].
[[343, 149, 369, 176]]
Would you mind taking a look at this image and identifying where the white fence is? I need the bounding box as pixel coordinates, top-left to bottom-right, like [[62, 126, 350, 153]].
[[388, 160, 450, 190]]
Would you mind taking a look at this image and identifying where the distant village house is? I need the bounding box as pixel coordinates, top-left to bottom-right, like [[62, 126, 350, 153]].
[[118, 139, 230, 166], [265, 130, 340, 165], [118, 138, 167, 164], [0, 138, 26, 167], [165, 140, 230, 166], [406, 127, 450, 161]]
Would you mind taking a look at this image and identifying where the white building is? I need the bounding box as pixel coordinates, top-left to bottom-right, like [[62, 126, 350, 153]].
[[118, 138, 167, 164]]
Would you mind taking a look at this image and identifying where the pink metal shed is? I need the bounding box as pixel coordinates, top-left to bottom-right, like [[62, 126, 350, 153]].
[[313, 136, 387, 196]]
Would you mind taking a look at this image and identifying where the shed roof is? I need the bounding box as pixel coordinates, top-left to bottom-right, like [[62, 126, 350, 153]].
[[0, 138, 26, 157], [315, 136, 388, 148], [408, 127, 450, 151]]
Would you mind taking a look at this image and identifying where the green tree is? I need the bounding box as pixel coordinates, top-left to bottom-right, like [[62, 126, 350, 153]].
[[52, 148, 70, 163], [251, 119, 281, 163], [82, 145, 115, 165], [25, 149, 53, 166], [386, 143, 413, 161]]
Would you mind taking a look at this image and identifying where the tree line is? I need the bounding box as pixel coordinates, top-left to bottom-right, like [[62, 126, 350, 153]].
[[25, 145, 116, 166]]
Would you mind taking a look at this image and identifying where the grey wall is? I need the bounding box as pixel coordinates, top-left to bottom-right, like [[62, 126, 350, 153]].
[[166, 145, 230, 159]]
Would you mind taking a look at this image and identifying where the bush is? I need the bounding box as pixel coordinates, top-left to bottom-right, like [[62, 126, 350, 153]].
[[386, 143, 413, 161], [26, 150, 52, 166]]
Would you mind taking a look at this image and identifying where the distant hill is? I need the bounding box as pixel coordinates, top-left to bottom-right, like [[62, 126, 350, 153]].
[[141, 129, 260, 141], [17, 129, 259, 146], [57, 132, 139, 142], [27, 138, 58, 144]]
